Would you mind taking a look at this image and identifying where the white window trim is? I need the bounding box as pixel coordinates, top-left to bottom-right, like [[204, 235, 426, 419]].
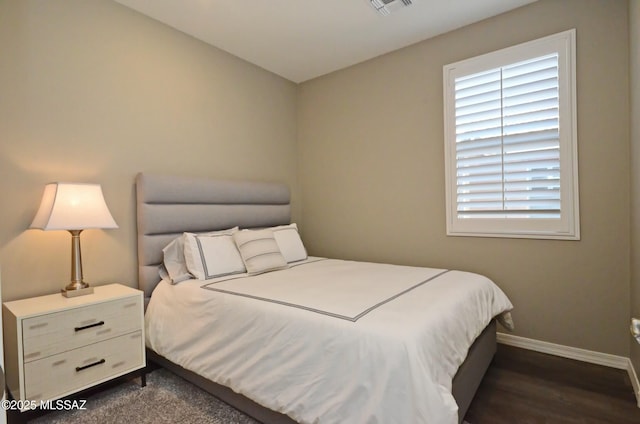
[[443, 29, 579, 240]]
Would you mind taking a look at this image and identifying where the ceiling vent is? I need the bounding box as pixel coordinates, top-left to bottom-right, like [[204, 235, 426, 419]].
[[370, 0, 413, 16]]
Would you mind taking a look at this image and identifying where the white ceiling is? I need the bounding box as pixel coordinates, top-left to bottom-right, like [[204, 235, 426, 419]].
[[114, 0, 537, 83]]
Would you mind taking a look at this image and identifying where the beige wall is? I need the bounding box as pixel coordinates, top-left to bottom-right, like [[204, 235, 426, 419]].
[[0, 0, 298, 301], [298, 0, 631, 355], [631, 0, 640, 370]]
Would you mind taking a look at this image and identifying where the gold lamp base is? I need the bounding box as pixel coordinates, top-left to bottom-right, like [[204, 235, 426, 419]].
[[61, 230, 94, 298], [61, 282, 94, 298]]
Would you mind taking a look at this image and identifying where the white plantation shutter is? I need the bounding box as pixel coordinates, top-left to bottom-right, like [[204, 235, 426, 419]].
[[455, 54, 560, 218], [443, 30, 579, 239]]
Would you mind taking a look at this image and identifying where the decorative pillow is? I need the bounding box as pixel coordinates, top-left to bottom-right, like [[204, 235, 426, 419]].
[[271, 223, 308, 263], [233, 229, 289, 275], [183, 228, 245, 280], [160, 235, 193, 284]]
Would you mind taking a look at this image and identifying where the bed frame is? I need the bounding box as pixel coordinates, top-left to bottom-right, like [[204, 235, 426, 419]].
[[135, 172, 496, 423]]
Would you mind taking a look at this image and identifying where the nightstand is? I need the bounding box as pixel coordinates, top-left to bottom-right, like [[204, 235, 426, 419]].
[[2, 284, 145, 411]]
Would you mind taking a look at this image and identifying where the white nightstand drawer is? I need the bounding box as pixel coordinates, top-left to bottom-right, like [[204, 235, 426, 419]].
[[22, 295, 142, 362], [24, 331, 143, 403]]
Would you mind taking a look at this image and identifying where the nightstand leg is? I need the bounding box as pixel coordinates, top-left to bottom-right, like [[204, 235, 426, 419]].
[[140, 370, 147, 387]]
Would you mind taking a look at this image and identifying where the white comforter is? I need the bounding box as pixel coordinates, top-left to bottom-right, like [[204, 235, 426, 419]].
[[145, 258, 513, 424]]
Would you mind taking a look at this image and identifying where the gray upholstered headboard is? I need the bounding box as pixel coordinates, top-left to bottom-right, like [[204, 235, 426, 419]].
[[135, 173, 291, 304]]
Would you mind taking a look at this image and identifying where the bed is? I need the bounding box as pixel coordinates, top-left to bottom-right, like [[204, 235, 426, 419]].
[[136, 172, 513, 424]]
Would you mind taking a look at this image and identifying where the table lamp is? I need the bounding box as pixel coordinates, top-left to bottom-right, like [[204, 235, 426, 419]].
[[30, 183, 118, 297]]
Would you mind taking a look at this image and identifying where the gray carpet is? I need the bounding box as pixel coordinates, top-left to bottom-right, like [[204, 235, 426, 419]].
[[28, 368, 474, 423], [29, 369, 259, 424]]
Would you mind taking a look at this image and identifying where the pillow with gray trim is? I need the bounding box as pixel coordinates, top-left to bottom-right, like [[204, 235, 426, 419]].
[[183, 227, 245, 280], [271, 223, 308, 263], [233, 229, 289, 275]]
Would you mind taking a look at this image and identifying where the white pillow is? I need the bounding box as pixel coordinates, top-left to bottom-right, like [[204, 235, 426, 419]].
[[183, 228, 245, 280], [271, 223, 308, 263], [233, 229, 289, 275], [160, 235, 193, 284]]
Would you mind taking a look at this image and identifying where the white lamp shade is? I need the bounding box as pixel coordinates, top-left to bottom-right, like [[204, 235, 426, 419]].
[[30, 183, 118, 231]]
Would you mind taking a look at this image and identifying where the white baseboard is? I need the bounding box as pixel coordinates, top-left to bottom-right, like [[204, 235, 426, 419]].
[[497, 332, 640, 408], [628, 357, 640, 408], [497, 332, 627, 368]]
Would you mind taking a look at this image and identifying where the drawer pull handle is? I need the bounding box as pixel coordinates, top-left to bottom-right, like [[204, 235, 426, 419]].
[[76, 359, 105, 372], [28, 322, 48, 330], [74, 321, 105, 332], [24, 352, 41, 360]]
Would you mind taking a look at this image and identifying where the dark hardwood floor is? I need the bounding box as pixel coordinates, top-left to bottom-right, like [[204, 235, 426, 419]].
[[464, 344, 640, 424]]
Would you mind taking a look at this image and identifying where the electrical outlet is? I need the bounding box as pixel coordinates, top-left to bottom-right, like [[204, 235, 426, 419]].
[[631, 318, 640, 344]]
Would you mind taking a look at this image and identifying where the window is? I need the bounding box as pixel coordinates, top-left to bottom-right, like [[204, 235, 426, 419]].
[[443, 29, 579, 240]]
